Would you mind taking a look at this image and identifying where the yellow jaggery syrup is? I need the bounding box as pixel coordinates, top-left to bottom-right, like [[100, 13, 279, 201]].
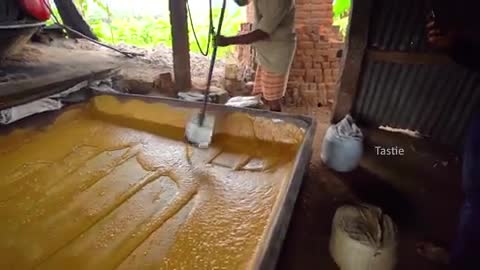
[[0, 95, 304, 270]]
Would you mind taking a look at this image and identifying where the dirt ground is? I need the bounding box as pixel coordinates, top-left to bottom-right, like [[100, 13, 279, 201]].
[[43, 39, 226, 89], [278, 107, 463, 270]]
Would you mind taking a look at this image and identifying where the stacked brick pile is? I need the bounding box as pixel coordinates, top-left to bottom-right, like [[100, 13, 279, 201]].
[[286, 25, 343, 108], [234, 4, 256, 79], [238, 0, 344, 108], [235, 23, 256, 76]]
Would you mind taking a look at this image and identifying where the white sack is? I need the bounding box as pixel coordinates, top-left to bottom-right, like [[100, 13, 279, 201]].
[[225, 95, 263, 108], [330, 204, 398, 270], [321, 114, 363, 172]]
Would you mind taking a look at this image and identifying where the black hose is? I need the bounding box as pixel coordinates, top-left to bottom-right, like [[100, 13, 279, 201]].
[[186, 0, 214, 56], [199, 0, 227, 126], [42, 0, 143, 58]]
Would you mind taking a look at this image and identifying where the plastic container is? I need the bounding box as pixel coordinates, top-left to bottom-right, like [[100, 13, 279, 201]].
[[321, 115, 363, 172]]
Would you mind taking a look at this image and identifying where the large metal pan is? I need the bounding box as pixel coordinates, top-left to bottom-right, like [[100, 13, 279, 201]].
[[0, 93, 316, 270]]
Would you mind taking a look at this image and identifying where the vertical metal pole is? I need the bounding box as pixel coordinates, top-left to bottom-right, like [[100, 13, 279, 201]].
[[169, 0, 192, 93]]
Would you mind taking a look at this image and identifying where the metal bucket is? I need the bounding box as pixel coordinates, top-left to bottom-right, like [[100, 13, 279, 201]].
[[0, 21, 45, 60]]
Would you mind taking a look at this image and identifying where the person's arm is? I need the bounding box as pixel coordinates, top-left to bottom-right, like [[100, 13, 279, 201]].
[[216, 30, 269, 46], [216, 0, 293, 47]]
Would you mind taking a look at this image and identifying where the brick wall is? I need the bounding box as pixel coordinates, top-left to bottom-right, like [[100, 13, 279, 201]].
[[239, 0, 344, 108], [236, 23, 255, 75]]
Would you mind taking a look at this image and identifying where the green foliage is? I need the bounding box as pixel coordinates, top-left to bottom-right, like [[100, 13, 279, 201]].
[[332, 0, 351, 38], [89, 16, 173, 47], [51, 0, 242, 58], [74, 0, 111, 17], [74, 0, 89, 15], [333, 0, 351, 19], [333, 16, 349, 38]]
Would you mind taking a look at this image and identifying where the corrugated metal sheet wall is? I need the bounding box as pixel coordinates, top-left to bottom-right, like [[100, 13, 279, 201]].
[[352, 0, 480, 149], [368, 0, 429, 52]]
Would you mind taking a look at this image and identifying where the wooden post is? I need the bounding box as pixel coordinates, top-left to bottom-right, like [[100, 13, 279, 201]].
[[53, 0, 98, 40], [169, 0, 192, 93], [332, 0, 373, 123]]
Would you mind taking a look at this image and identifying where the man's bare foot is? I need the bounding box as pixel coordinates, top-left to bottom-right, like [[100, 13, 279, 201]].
[[416, 242, 450, 265]]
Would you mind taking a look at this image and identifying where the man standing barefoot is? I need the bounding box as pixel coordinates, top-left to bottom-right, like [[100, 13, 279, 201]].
[[215, 0, 296, 112]]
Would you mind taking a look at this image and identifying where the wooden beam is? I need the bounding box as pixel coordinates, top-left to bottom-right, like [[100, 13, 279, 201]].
[[169, 0, 191, 93], [332, 0, 373, 123], [366, 50, 454, 65], [0, 68, 119, 110]]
